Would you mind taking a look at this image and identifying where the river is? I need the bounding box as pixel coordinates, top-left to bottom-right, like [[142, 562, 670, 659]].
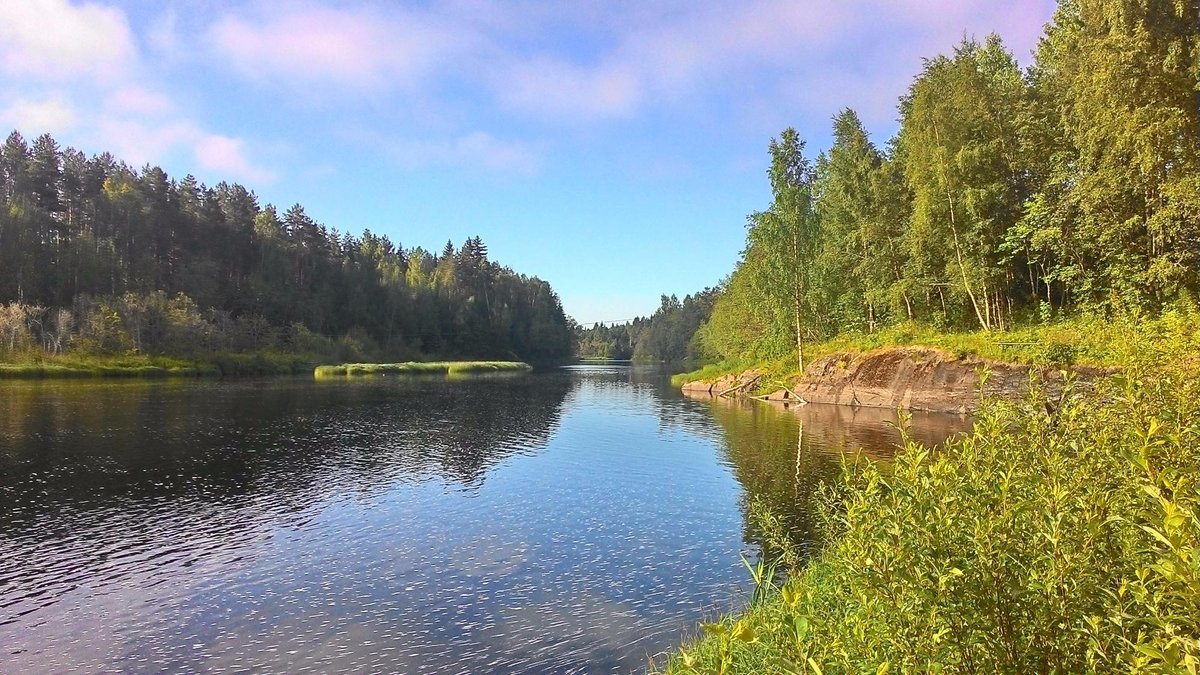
[[0, 364, 968, 673]]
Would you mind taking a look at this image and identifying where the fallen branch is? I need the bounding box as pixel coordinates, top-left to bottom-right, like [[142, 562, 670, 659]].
[[719, 375, 761, 398], [783, 385, 806, 402]]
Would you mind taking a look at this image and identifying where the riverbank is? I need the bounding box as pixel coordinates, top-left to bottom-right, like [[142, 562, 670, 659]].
[[681, 347, 1114, 414], [660, 357, 1200, 673], [0, 352, 319, 379], [0, 355, 535, 380], [313, 361, 532, 377], [673, 315, 1195, 412]]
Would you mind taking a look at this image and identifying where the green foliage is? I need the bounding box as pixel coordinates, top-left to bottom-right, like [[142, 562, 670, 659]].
[[747, 496, 804, 576], [697, 5, 1199, 367], [313, 361, 531, 378], [0, 352, 312, 378], [679, 306, 1200, 391], [747, 129, 821, 371], [1029, 0, 1200, 307], [575, 288, 718, 362], [0, 132, 575, 366], [661, 359, 1200, 673]]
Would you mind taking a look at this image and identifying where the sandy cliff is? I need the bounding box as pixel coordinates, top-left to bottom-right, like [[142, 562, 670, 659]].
[[681, 348, 1112, 414]]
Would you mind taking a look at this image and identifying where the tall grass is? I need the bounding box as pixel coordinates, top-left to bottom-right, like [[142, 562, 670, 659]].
[[313, 361, 532, 378], [659, 365, 1200, 673]]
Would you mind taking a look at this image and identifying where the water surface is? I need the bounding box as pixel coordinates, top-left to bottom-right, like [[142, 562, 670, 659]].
[[0, 365, 968, 673]]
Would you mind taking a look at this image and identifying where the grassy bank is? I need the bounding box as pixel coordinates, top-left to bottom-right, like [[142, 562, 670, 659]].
[[659, 362, 1200, 673], [313, 361, 532, 378], [0, 352, 319, 379], [671, 312, 1200, 389]]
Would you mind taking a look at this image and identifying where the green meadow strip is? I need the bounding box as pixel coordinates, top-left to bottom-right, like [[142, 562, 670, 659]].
[[313, 361, 532, 378], [0, 353, 318, 379]]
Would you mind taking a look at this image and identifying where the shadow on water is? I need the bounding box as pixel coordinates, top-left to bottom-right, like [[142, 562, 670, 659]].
[[683, 390, 971, 561], [0, 375, 573, 666], [0, 373, 573, 508]]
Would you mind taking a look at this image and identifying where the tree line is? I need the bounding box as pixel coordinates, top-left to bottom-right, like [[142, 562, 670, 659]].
[[0, 133, 574, 363], [576, 288, 717, 362], [694, 0, 1199, 367]]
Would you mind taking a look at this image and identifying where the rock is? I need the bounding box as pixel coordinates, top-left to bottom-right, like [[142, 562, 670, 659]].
[[680, 380, 714, 393], [680, 348, 1114, 414]]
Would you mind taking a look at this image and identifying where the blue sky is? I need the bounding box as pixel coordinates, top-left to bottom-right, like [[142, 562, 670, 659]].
[[0, 0, 1055, 324]]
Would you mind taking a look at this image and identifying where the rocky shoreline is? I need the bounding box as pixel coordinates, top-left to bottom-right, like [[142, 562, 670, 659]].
[[680, 347, 1114, 414]]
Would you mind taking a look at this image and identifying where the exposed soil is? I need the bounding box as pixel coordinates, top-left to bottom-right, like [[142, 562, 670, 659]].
[[680, 347, 1114, 414]]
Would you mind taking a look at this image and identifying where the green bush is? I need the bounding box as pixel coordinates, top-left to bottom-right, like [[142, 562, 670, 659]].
[[313, 361, 532, 378], [661, 367, 1200, 673]]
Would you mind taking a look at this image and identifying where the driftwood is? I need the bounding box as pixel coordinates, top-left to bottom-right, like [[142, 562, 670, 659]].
[[749, 385, 809, 405], [783, 386, 808, 404], [718, 375, 761, 398]]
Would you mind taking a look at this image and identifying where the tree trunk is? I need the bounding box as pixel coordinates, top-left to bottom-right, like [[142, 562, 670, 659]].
[[934, 122, 988, 330], [949, 210, 988, 330], [794, 296, 804, 373]]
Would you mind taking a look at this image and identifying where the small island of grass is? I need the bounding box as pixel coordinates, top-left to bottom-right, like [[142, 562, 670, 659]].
[[313, 361, 532, 378]]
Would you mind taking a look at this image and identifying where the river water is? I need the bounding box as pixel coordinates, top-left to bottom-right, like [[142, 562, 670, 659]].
[[0, 364, 968, 674]]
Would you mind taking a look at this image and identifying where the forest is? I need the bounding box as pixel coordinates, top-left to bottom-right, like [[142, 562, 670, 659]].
[[598, 1, 1198, 372], [0, 133, 575, 367], [575, 288, 716, 362], [660, 2, 1200, 672]]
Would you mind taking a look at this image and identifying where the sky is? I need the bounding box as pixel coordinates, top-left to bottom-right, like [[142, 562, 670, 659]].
[[0, 0, 1057, 325]]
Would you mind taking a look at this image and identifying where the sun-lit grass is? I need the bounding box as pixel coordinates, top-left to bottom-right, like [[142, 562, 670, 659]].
[[673, 311, 1200, 388], [313, 361, 532, 378], [0, 352, 324, 379], [0, 354, 205, 378], [658, 358, 1200, 673]]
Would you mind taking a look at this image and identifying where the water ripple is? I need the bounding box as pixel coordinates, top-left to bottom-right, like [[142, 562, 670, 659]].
[[0, 367, 968, 673]]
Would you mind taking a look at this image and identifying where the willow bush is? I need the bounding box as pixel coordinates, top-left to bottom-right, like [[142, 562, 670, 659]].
[[663, 366, 1200, 673]]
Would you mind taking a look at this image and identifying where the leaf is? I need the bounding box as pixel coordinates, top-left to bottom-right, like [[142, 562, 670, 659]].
[[781, 585, 796, 606], [732, 619, 758, 643], [793, 616, 809, 640]]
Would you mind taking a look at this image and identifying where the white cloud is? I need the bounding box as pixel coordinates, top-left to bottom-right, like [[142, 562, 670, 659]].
[[496, 59, 640, 121], [146, 9, 181, 59], [93, 118, 200, 166], [0, 1, 277, 186], [481, 1, 855, 122], [194, 134, 276, 184], [0, 95, 76, 135], [105, 85, 174, 116], [210, 6, 464, 89], [93, 117, 275, 184], [481, 0, 1052, 125], [390, 132, 542, 176], [0, 0, 134, 79]]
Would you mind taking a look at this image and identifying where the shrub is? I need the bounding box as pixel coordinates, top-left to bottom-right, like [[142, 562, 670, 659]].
[[662, 367, 1200, 673]]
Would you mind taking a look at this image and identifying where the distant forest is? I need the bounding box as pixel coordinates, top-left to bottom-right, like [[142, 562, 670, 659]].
[[576, 289, 716, 362], [586, 2, 1200, 367], [0, 132, 574, 363]]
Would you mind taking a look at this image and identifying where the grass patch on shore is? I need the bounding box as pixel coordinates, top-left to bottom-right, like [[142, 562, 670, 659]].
[[0, 354, 207, 379], [0, 352, 320, 379], [673, 311, 1200, 388], [658, 363, 1200, 673], [314, 361, 532, 378]]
